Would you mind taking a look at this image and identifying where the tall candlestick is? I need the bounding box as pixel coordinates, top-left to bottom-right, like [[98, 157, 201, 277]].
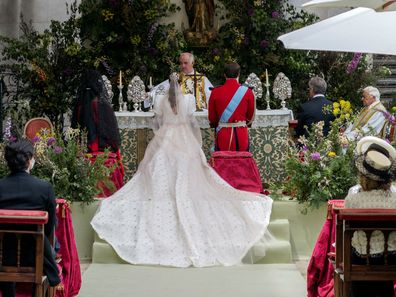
[[265, 69, 269, 86], [119, 71, 122, 86], [149, 76, 153, 87]]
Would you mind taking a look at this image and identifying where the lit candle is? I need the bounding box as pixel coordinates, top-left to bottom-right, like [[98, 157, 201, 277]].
[[149, 76, 153, 86], [119, 70, 122, 86], [265, 69, 269, 85]]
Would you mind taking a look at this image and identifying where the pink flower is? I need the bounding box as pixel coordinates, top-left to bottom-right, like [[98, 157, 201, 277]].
[[54, 146, 63, 154], [310, 152, 321, 160], [271, 11, 280, 18], [346, 52, 362, 74], [260, 40, 269, 49]]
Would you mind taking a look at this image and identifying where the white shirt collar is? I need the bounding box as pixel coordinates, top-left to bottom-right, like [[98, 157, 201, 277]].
[[312, 94, 325, 99]]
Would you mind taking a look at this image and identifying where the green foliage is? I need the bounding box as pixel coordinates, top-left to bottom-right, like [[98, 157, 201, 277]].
[[284, 112, 358, 212], [78, 0, 186, 88], [29, 128, 114, 204], [193, 1, 388, 111], [0, 2, 86, 129], [194, 0, 318, 109]]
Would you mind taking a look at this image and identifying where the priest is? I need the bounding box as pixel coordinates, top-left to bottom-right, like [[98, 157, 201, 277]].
[[148, 52, 213, 110]]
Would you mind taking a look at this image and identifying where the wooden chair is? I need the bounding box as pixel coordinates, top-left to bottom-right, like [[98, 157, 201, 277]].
[[23, 118, 54, 140], [333, 208, 396, 297], [0, 209, 55, 297]]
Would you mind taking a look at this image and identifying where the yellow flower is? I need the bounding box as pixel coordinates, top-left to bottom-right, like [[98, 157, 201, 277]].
[[328, 151, 336, 157], [101, 10, 114, 21], [340, 100, 346, 108], [333, 102, 340, 108], [345, 113, 351, 119], [344, 101, 351, 110], [333, 108, 340, 116], [130, 35, 141, 46], [392, 106, 396, 112], [213, 56, 220, 62]]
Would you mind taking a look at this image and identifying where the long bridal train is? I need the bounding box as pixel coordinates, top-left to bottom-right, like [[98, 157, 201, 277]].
[[91, 84, 273, 267]]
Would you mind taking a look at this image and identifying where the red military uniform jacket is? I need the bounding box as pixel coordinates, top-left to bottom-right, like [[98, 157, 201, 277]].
[[208, 79, 255, 151]]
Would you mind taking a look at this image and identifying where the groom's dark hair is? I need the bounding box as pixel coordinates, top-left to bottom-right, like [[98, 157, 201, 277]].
[[224, 62, 240, 79]]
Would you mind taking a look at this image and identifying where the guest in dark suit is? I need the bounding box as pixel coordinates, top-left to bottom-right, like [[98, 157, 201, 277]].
[[295, 76, 335, 138], [0, 139, 60, 297]]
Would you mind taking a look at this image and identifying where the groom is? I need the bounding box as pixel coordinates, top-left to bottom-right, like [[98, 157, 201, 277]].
[[208, 62, 255, 151]]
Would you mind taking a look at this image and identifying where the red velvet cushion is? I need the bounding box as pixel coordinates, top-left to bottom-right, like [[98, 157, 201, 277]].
[[209, 151, 264, 194], [0, 209, 48, 224], [211, 151, 253, 159]]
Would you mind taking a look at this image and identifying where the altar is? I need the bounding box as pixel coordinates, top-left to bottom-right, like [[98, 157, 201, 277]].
[[116, 109, 294, 183]]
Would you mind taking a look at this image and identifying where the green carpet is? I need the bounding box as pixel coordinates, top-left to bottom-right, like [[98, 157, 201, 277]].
[[78, 263, 306, 297]]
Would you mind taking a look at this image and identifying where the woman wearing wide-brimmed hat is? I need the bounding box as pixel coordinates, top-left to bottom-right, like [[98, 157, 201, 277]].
[[344, 136, 396, 297]]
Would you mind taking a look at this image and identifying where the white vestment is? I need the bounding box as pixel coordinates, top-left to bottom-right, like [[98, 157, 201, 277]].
[[146, 70, 213, 109], [344, 100, 387, 141]]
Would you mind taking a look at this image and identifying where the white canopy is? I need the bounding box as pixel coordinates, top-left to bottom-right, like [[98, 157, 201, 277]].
[[302, 0, 396, 11], [277, 7, 396, 55]]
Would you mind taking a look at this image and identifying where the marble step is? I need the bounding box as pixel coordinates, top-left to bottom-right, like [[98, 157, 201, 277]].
[[92, 219, 292, 264]]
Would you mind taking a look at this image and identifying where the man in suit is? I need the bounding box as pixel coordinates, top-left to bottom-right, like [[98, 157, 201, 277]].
[[344, 86, 387, 141], [296, 76, 335, 138], [208, 62, 255, 151], [0, 139, 60, 297]]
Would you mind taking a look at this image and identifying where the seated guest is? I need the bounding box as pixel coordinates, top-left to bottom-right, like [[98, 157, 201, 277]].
[[344, 136, 396, 297], [296, 76, 335, 138], [344, 86, 387, 141], [0, 139, 60, 297], [208, 62, 255, 151]]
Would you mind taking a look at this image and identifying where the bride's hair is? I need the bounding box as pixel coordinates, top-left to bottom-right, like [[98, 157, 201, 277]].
[[168, 73, 179, 114]]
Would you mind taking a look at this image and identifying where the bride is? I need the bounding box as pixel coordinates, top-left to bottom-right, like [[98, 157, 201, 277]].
[[91, 73, 273, 267]]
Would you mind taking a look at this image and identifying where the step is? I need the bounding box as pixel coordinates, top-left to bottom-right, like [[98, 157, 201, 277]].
[[93, 219, 292, 264], [243, 240, 292, 264], [267, 219, 290, 242], [92, 241, 126, 264], [78, 263, 307, 297]]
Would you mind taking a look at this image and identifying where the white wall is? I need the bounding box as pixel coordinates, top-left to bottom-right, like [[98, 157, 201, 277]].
[[0, 0, 81, 38], [0, 0, 348, 40]]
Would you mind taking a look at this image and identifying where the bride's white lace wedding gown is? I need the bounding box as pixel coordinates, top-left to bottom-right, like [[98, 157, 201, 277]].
[[91, 87, 273, 267]]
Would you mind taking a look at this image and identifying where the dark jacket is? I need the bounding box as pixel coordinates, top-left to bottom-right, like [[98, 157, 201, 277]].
[[296, 95, 335, 138], [0, 171, 60, 286]]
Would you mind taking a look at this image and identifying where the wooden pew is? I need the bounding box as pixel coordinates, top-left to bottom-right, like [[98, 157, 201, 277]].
[[0, 209, 54, 297], [333, 208, 396, 297]]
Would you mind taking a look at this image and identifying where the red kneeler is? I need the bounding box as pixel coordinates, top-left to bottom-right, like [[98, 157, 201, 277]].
[[209, 151, 264, 194]]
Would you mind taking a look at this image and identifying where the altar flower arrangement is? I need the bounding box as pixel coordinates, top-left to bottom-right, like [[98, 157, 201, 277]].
[[0, 126, 114, 205], [284, 106, 358, 212]]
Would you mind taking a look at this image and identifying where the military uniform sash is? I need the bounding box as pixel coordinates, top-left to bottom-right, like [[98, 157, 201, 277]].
[[180, 71, 207, 110]]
